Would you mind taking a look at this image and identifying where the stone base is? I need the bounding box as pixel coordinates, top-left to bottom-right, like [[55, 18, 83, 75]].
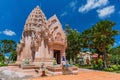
[[16, 58, 54, 67], [33, 60, 54, 67], [8, 63, 20, 67], [20, 65, 39, 69], [16, 61, 22, 64], [47, 66, 62, 75], [46, 65, 79, 75]]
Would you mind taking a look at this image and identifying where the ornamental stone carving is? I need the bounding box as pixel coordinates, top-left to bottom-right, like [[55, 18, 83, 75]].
[[16, 6, 67, 65]]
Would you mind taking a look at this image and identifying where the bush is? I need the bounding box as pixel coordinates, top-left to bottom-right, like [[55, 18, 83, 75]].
[[110, 55, 120, 65], [91, 58, 103, 70], [104, 68, 114, 72], [111, 65, 119, 71], [91, 60, 97, 69], [0, 64, 8, 66], [0, 61, 8, 67], [0, 53, 5, 61], [97, 59, 103, 70], [103, 65, 120, 72], [118, 65, 120, 69]]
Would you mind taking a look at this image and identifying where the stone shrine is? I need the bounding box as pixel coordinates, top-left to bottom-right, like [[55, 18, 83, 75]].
[[16, 6, 67, 66]]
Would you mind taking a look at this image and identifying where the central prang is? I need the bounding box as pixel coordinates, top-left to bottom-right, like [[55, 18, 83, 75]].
[[16, 6, 67, 66]]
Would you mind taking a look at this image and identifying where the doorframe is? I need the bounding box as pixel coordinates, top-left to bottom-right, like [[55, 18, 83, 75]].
[[53, 50, 61, 64]]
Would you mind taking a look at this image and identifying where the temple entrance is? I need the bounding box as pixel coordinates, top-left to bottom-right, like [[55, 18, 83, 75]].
[[54, 50, 61, 64]]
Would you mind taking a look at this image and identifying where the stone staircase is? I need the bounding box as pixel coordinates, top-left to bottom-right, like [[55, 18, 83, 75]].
[[62, 68, 73, 75]]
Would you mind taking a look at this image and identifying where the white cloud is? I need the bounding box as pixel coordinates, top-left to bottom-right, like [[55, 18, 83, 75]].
[[69, 0, 77, 11], [78, 0, 109, 13], [60, 12, 67, 17], [60, 0, 78, 17], [3, 29, 16, 36], [97, 5, 115, 18]]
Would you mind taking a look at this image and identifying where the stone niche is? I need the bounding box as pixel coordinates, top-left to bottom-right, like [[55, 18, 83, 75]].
[[16, 6, 67, 66]]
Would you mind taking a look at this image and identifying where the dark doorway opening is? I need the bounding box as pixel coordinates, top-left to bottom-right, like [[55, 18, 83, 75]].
[[54, 50, 61, 64]]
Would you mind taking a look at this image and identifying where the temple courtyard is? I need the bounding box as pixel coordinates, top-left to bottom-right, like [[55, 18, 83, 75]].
[[0, 66, 120, 80]]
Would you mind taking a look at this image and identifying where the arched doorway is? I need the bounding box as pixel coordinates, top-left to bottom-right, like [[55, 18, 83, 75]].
[[54, 50, 61, 64]]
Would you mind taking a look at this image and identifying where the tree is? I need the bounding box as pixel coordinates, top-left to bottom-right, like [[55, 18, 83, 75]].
[[0, 40, 17, 61], [0, 40, 16, 54], [91, 20, 119, 68], [65, 25, 82, 62], [81, 29, 93, 52], [109, 46, 120, 64], [10, 51, 17, 61], [0, 52, 5, 62]]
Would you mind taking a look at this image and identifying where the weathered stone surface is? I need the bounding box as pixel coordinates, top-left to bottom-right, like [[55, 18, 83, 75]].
[[16, 6, 67, 66]]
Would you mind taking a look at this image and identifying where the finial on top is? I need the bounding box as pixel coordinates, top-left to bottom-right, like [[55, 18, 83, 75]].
[[36, 5, 40, 8]]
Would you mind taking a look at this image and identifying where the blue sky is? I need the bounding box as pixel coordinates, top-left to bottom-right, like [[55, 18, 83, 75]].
[[0, 0, 120, 47]]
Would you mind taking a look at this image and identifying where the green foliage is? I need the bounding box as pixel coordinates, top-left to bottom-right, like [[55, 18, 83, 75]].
[[110, 46, 120, 54], [97, 58, 104, 70], [65, 25, 82, 61], [65, 20, 119, 68], [104, 65, 120, 72], [91, 60, 98, 70], [81, 20, 119, 68], [0, 53, 5, 61], [111, 55, 120, 64], [81, 29, 93, 52], [91, 59, 104, 70], [104, 68, 114, 72], [0, 40, 17, 54], [10, 51, 17, 61], [0, 64, 8, 66], [118, 65, 120, 69], [111, 65, 119, 71], [109, 46, 120, 64], [75, 64, 92, 69], [0, 40, 17, 62], [0, 61, 8, 66], [91, 20, 119, 68]]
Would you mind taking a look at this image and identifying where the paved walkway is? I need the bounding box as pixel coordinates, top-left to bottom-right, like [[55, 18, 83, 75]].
[[26, 69, 120, 80], [1, 67, 120, 80]]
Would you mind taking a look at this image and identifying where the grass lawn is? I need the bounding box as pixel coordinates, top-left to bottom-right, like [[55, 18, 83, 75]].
[[0, 62, 8, 67]]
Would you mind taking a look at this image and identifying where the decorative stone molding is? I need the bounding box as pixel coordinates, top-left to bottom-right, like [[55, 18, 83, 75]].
[[17, 6, 67, 66]]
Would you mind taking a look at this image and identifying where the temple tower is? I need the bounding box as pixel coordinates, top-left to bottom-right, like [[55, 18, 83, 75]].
[[17, 6, 67, 66]]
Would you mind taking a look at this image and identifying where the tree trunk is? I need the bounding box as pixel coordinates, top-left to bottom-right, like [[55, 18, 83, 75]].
[[103, 48, 107, 68], [72, 52, 75, 63]]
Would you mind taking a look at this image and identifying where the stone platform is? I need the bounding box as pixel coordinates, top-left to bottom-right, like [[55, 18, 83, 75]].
[[8, 63, 78, 76], [8, 63, 20, 66], [46, 65, 79, 75], [20, 65, 39, 69]]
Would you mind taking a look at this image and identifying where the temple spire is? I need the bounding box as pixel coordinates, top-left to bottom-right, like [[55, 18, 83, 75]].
[[22, 5, 47, 38], [17, 6, 67, 66]]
